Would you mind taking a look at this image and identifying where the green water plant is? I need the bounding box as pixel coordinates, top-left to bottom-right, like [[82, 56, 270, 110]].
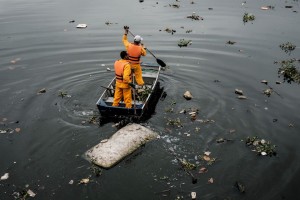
[[243, 13, 255, 23], [277, 59, 300, 84], [279, 42, 296, 54]]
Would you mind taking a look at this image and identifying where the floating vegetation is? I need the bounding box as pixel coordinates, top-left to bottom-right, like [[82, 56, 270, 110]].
[[180, 158, 196, 170], [187, 12, 203, 20], [243, 13, 255, 23], [164, 28, 176, 35], [167, 118, 182, 127], [227, 40, 236, 45], [245, 136, 277, 156], [279, 42, 296, 54], [277, 59, 300, 84], [186, 29, 192, 33], [58, 90, 68, 98], [178, 39, 192, 47]]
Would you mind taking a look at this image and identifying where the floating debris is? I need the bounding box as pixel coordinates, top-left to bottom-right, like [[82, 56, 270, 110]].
[[79, 178, 90, 184], [199, 167, 208, 173], [169, 4, 180, 8], [216, 138, 233, 143], [167, 118, 183, 127], [208, 177, 214, 184], [227, 40, 236, 45], [245, 136, 277, 156], [263, 88, 273, 97], [58, 90, 70, 98], [37, 88, 46, 94], [277, 59, 300, 84], [279, 42, 296, 54], [1, 173, 9, 180], [178, 39, 192, 47], [243, 13, 255, 23], [76, 24, 87, 28], [237, 95, 247, 99], [187, 12, 203, 20], [261, 6, 274, 10], [105, 21, 114, 25], [235, 181, 246, 193], [186, 30, 192, 33], [69, 20, 75, 23], [183, 91, 193, 100], [261, 80, 268, 85], [164, 28, 176, 35], [234, 89, 243, 95], [191, 192, 196, 199], [27, 189, 36, 197]]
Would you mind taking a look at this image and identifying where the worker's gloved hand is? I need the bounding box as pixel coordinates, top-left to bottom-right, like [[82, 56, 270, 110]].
[[128, 83, 136, 89]]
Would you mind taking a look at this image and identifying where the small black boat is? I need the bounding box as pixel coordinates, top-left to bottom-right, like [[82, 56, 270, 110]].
[[96, 63, 162, 117]]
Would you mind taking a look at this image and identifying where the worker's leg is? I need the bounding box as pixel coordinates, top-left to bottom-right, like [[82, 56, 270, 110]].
[[123, 87, 132, 108], [112, 86, 123, 107], [131, 64, 144, 86]]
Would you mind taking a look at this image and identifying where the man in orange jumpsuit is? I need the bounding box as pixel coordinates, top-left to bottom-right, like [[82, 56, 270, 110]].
[[122, 26, 147, 86], [112, 51, 133, 108]]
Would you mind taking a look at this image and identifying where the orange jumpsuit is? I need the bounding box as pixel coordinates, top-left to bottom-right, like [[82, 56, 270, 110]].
[[112, 59, 132, 108], [122, 34, 147, 86]]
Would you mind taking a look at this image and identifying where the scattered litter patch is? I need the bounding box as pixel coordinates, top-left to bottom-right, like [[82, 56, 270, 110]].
[[245, 136, 277, 156]]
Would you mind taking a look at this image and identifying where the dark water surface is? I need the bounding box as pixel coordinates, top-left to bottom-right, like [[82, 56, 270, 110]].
[[1, 0, 300, 199]]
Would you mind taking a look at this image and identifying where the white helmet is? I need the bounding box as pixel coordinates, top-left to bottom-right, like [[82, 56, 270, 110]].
[[134, 35, 143, 43]]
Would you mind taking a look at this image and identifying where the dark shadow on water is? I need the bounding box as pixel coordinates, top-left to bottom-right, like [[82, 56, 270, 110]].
[[98, 82, 165, 128]]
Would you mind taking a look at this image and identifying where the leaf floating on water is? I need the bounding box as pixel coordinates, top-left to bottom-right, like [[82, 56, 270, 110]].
[[237, 95, 247, 99], [208, 177, 214, 184], [15, 128, 21, 133]]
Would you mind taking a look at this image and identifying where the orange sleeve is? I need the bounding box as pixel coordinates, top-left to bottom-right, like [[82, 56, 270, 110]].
[[141, 47, 147, 56], [122, 34, 130, 50], [122, 63, 132, 84]]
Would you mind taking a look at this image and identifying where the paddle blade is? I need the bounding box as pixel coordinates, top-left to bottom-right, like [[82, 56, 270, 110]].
[[156, 58, 166, 67]]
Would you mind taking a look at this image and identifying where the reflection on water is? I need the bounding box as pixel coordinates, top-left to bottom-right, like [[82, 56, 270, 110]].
[[1, 0, 300, 199]]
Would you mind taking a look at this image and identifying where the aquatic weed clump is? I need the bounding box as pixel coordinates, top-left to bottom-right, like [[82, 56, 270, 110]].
[[277, 59, 300, 84], [243, 13, 255, 23], [279, 42, 296, 54], [245, 136, 277, 156]]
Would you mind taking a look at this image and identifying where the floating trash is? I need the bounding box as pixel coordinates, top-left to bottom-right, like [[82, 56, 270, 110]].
[[37, 88, 46, 94], [76, 24, 87, 28], [245, 136, 277, 156], [1, 173, 9, 180], [178, 39, 192, 47], [164, 28, 176, 35], [263, 88, 273, 97], [234, 89, 243, 95], [183, 91, 193, 100], [237, 95, 247, 99]]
